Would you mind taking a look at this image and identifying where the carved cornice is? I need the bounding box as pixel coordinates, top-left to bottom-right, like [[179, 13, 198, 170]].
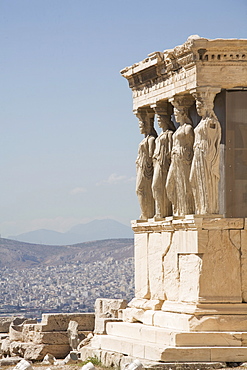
[[120, 36, 247, 93], [131, 216, 244, 233]]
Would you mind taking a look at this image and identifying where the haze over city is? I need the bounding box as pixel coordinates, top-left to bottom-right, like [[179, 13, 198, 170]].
[[1, 0, 246, 237]]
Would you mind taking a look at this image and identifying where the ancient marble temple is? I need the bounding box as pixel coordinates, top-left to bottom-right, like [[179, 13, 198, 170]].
[[83, 36, 247, 364]]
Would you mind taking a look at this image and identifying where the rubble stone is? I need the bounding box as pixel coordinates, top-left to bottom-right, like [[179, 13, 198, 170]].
[[63, 351, 78, 364], [67, 320, 79, 350], [42, 353, 56, 365], [13, 359, 33, 370]]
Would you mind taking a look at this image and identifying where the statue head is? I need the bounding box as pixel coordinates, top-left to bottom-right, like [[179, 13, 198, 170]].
[[170, 95, 193, 126], [136, 109, 157, 138], [173, 107, 192, 125], [192, 88, 218, 118], [157, 114, 175, 131]]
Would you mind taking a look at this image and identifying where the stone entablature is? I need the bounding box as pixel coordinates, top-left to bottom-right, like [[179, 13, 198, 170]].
[[121, 36, 247, 112]]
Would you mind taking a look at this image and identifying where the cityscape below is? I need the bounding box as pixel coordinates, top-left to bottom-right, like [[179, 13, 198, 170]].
[[0, 237, 134, 319]]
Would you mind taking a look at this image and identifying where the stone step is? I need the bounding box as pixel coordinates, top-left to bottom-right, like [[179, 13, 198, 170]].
[[91, 334, 247, 362], [106, 321, 246, 347]]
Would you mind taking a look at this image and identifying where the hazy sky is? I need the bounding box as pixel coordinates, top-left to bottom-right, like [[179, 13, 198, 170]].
[[0, 0, 246, 237]]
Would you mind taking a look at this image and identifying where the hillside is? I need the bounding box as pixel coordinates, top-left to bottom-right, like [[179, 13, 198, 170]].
[[0, 237, 134, 270]]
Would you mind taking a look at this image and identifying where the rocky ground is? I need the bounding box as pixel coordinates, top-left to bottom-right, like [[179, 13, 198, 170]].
[[2, 358, 247, 370]]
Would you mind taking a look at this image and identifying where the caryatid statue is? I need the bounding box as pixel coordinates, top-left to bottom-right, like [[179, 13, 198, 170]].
[[190, 87, 221, 214], [135, 108, 157, 220], [166, 96, 195, 216], [151, 103, 175, 219]]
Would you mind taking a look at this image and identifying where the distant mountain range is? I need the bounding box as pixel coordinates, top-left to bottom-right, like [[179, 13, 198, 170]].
[[9, 219, 133, 245]]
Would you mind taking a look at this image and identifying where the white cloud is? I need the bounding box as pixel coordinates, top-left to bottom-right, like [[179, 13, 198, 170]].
[[126, 176, 136, 183], [96, 173, 135, 186], [70, 187, 87, 195]]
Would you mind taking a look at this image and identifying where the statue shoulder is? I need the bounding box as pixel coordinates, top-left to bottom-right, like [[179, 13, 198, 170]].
[[184, 124, 194, 136]]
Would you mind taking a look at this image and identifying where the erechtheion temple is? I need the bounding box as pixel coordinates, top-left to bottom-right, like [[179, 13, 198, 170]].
[[4, 35, 246, 368], [79, 36, 247, 365]]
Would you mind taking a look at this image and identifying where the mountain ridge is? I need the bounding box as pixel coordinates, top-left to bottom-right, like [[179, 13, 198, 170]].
[[9, 219, 133, 245]]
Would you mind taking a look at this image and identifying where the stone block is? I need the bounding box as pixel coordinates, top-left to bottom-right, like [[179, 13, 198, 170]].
[[80, 346, 102, 362], [171, 332, 242, 347], [128, 298, 163, 310], [241, 332, 247, 345], [22, 324, 36, 342], [63, 351, 78, 364], [42, 353, 56, 365], [95, 298, 127, 319], [90, 334, 102, 349], [189, 314, 247, 331], [40, 313, 95, 331], [153, 311, 192, 331], [9, 325, 24, 342], [106, 322, 142, 339], [106, 321, 171, 346], [0, 317, 16, 333], [241, 230, 247, 302], [1, 337, 11, 356], [9, 340, 70, 360], [178, 254, 202, 302], [158, 347, 211, 362], [0, 357, 24, 367], [211, 347, 247, 362], [163, 231, 179, 301], [13, 359, 33, 370], [148, 232, 165, 300], [142, 310, 155, 325], [100, 334, 133, 355], [81, 362, 95, 370], [94, 318, 122, 334], [202, 218, 244, 230], [10, 341, 27, 357], [229, 229, 241, 249], [134, 233, 150, 298], [32, 331, 69, 345], [138, 325, 157, 344], [25, 344, 69, 360], [132, 342, 145, 358], [198, 229, 241, 303], [122, 307, 144, 323]]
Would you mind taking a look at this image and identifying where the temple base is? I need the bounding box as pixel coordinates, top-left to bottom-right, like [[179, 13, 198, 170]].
[[80, 217, 247, 364]]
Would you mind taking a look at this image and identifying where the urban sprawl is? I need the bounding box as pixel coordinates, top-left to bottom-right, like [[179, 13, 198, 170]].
[[0, 257, 134, 319]]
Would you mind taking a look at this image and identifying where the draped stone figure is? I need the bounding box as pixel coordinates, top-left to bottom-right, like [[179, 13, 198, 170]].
[[152, 110, 175, 219], [190, 88, 221, 214], [136, 109, 157, 220], [166, 97, 195, 216]]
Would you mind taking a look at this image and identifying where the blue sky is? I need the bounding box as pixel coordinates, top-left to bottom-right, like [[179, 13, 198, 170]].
[[0, 0, 246, 236]]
